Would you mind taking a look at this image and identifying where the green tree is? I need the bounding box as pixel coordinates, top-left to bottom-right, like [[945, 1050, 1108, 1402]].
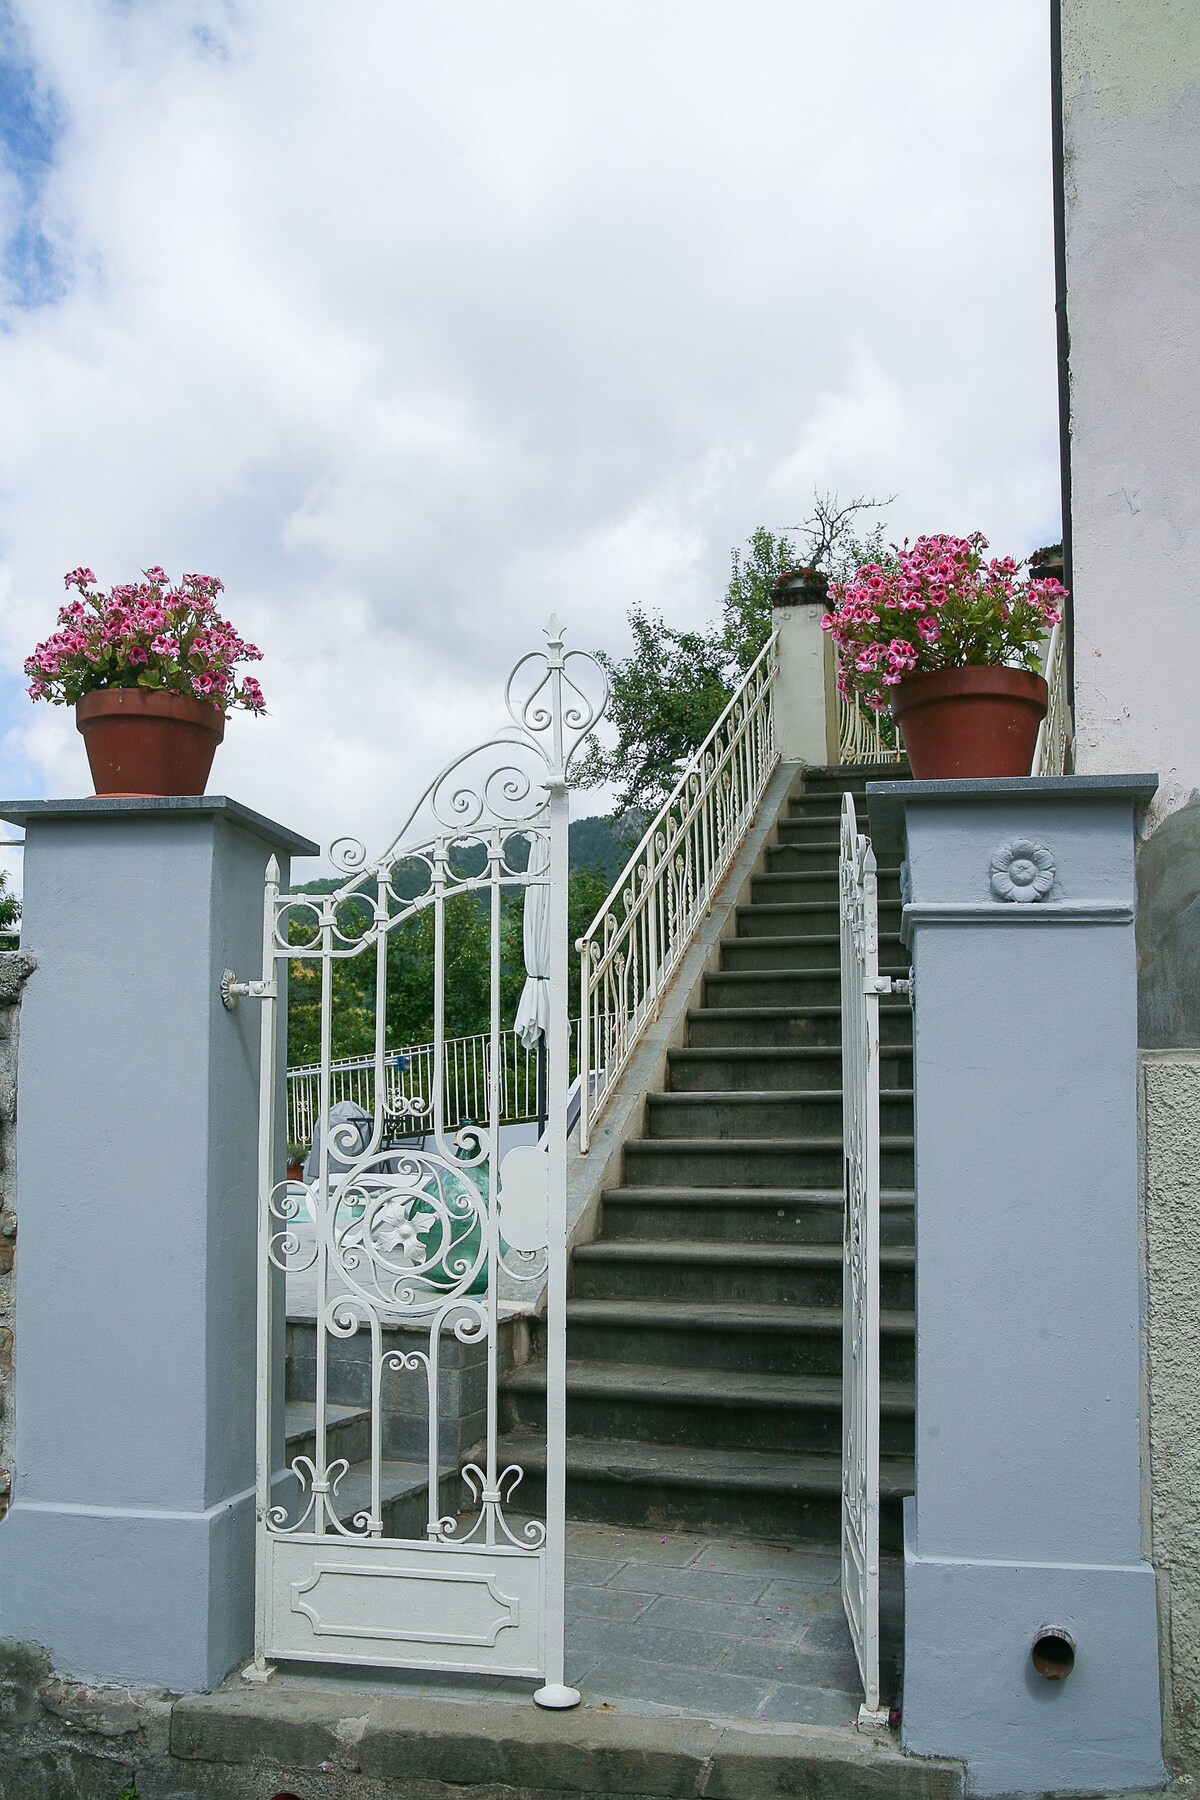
[[573, 606, 736, 816], [720, 524, 805, 672], [0, 871, 20, 950], [579, 492, 892, 815]]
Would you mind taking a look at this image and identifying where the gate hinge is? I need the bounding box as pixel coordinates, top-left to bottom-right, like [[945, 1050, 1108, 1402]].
[[221, 969, 277, 1009], [865, 975, 913, 1003]]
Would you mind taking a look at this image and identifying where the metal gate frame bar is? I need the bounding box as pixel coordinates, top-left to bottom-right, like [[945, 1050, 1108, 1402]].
[[839, 790, 892, 1730]]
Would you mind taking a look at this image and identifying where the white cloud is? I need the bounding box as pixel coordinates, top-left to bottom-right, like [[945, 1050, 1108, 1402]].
[[0, 0, 1062, 867]]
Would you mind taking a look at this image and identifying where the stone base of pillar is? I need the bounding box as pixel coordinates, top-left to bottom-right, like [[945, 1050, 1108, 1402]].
[[901, 1501, 1165, 1795], [0, 1492, 254, 1692]]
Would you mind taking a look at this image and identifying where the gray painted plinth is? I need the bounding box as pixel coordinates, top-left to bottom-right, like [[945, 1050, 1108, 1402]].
[[867, 777, 1166, 1797], [0, 797, 316, 1692]]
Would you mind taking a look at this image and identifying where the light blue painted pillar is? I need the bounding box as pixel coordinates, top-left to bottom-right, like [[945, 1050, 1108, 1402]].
[[0, 797, 316, 1692], [868, 775, 1166, 1796]]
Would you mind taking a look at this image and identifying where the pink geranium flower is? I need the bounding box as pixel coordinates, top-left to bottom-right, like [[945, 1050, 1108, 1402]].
[[25, 567, 267, 717], [823, 533, 1067, 714]]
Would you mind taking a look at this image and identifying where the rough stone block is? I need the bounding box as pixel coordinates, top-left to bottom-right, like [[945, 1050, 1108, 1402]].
[[354, 1697, 709, 1794], [40, 1678, 152, 1739], [170, 1687, 356, 1773], [0, 1637, 52, 1727]]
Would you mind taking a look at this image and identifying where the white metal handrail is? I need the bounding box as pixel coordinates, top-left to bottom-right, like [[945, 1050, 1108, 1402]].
[[1032, 619, 1072, 775], [577, 635, 778, 1152], [838, 693, 906, 765], [841, 691, 906, 763], [286, 1025, 581, 1148], [828, 622, 905, 766]]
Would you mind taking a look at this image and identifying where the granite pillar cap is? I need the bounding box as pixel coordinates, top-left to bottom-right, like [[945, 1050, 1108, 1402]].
[[0, 794, 319, 858], [865, 772, 1158, 854]]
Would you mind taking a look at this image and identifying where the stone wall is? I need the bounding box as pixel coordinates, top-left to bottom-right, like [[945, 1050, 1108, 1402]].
[[0, 952, 35, 1526], [1142, 1051, 1200, 1775]]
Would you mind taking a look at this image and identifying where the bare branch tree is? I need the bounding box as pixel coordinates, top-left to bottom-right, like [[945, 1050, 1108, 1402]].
[[788, 489, 897, 574]]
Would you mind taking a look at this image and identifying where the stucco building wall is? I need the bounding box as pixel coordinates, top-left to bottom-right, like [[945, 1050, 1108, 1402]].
[[1141, 1053, 1200, 1774]]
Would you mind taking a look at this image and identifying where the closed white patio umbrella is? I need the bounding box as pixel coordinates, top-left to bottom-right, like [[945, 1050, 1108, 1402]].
[[513, 833, 551, 1129]]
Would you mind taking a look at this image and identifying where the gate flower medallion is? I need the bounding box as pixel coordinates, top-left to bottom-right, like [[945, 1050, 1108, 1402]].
[[990, 839, 1055, 903]]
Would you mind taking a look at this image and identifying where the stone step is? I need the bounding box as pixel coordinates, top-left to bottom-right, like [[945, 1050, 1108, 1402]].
[[798, 762, 909, 793], [485, 1431, 913, 1544], [644, 1088, 914, 1139], [764, 843, 896, 877], [284, 1400, 372, 1471], [702, 970, 910, 1010], [735, 899, 902, 936], [283, 1313, 522, 1464], [272, 1444, 461, 1540], [501, 1360, 916, 1456], [666, 1044, 912, 1092], [556, 1298, 915, 1379], [332, 1459, 461, 1539], [775, 824, 847, 843], [720, 933, 909, 972], [686, 1001, 912, 1046], [749, 870, 901, 905], [531, 762, 917, 1556], [163, 1669, 965, 1796], [571, 1237, 915, 1308], [766, 835, 867, 868], [597, 1184, 915, 1246], [623, 1134, 914, 1189]]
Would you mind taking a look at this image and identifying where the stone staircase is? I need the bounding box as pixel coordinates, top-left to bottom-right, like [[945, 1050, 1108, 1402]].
[[494, 763, 915, 1547]]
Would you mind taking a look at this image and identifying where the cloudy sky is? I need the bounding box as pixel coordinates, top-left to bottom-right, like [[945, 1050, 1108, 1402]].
[[0, 0, 1060, 882]]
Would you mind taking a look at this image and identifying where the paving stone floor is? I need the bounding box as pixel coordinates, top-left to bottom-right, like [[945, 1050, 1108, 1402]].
[[268, 1523, 903, 1727], [563, 1521, 902, 1724]]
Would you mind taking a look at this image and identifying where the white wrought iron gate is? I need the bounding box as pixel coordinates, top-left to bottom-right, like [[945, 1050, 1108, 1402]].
[[230, 620, 605, 1703], [839, 791, 890, 1729]]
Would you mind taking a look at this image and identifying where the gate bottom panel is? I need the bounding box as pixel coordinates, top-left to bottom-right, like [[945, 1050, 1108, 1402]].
[[265, 1534, 545, 1676]]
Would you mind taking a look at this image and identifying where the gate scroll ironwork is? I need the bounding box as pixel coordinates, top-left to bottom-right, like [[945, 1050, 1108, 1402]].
[[839, 790, 890, 1729], [234, 617, 605, 1704]]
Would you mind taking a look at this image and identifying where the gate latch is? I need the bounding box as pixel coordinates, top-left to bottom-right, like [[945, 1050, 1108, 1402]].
[[221, 969, 277, 1010]]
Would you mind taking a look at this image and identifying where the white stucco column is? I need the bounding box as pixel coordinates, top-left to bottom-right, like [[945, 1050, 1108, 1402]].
[[1061, 2, 1200, 821], [771, 568, 839, 766]]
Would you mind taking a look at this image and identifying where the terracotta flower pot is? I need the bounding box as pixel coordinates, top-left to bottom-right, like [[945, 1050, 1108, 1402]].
[[890, 665, 1048, 780], [76, 688, 225, 797]]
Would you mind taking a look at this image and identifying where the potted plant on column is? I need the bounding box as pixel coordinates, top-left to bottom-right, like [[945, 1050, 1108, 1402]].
[[821, 533, 1066, 779], [24, 566, 266, 796]]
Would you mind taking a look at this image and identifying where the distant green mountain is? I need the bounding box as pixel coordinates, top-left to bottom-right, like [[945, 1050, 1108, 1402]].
[[569, 811, 646, 882]]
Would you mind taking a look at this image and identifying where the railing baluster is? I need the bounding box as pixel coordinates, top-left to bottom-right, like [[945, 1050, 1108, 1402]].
[[287, 1025, 583, 1142], [575, 635, 778, 1149], [1032, 620, 1071, 776]]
